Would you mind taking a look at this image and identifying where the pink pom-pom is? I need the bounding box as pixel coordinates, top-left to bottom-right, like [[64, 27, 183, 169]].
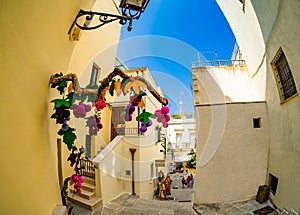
[[76, 181, 82, 188], [154, 110, 162, 117], [163, 122, 169, 128], [157, 116, 163, 123], [76, 189, 82, 194], [79, 176, 84, 183], [165, 115, 170, 122], [161, 106, 170, 115], [161, 117, 167, 124], [72, 174, 79, 182]]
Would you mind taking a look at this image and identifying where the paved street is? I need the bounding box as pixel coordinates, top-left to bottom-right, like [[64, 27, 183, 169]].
[[68, 173, 279, 215], [101, 193, 197, 215]]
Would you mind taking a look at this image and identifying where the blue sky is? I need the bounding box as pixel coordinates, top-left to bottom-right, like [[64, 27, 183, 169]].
[[117, 0, 235, 115]]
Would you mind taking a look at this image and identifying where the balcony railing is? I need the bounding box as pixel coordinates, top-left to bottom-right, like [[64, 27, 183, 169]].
[[192, 59, 246, 68], [117, 127, 140, 136]]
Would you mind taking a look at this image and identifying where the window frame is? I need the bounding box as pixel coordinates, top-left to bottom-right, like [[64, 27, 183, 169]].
[[270, 47, 298, 104], [88, 63, 101, 88]]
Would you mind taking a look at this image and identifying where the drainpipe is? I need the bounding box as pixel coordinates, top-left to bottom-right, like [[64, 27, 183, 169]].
[[129, 148, 136, 195]]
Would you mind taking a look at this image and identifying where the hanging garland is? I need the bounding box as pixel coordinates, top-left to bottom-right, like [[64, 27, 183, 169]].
[[49, 67, 170, 204]]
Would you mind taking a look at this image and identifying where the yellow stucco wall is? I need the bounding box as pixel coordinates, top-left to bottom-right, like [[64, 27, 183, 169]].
[[98, 136, 160, 204], [262, 0, 300, 210], [0, 0, 121, 214]]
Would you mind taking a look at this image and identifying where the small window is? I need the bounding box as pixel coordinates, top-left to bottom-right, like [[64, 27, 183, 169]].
[[253, 118, 261, 128], [271, 47, 297, 103], [125, 170, 131, 176], [268, 174, 279, 195], [87, 63, 100, 88]]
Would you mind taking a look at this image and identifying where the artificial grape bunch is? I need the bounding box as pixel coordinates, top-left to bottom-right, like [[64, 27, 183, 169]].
[[124, 94, 145, 122], [124, 103, 135, 122], [155, 106, 170, 128], [70, 174, 84, 194], [73, 102, 91, 118], [88, 115, 103, 136], [140, 119, 153, 133], [67, 151, 78, 167], [54, 105, 71, 131]]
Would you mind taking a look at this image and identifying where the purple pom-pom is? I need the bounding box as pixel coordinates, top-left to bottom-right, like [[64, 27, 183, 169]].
[[146, 119, 152, 127], [62, 123, 69, 131], [125, 113, 132, 121], [140, 126, 147, 133], [128, 104, 135, 114]]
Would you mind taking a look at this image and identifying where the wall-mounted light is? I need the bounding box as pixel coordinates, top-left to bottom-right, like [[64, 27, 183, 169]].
[[68, 0, 150, 35]]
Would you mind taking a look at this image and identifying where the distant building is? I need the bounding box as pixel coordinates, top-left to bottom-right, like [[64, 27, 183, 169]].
[[93, 67, 167, 203], [167, 118, 196, 164]]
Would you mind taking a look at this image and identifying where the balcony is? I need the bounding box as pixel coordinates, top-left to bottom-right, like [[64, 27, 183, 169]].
[[192, 59, 245, 68], [116, 127, 140, 136]]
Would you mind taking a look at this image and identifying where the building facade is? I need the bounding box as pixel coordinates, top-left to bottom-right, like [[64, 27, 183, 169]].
[[192, 0, 300, 211], [0, 0, 122, 214], [192, 61, 269, 203]]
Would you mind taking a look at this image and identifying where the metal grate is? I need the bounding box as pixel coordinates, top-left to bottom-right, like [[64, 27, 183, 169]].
[[272, 48, 297, 102]]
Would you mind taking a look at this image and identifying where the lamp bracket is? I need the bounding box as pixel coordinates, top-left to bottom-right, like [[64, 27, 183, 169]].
[[68, 9, 142, 34]]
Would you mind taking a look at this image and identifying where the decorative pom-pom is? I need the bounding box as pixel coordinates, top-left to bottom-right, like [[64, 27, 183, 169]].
[[161, 106, 170, 115]]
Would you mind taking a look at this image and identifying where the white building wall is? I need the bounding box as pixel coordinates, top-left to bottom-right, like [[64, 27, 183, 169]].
[[194, 101, 268, 204], [216, 0, 300, 211], [216, 0, 266, 101], [258, 1, 300, 211]]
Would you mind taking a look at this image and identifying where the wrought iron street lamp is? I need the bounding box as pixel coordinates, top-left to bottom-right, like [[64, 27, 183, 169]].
[[68, 0, 150, 35]]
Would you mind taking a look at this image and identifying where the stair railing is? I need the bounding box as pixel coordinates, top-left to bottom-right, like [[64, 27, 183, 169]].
[[79, 158, 95, 178]]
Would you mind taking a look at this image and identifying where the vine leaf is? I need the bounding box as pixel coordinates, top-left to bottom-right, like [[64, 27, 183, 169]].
[[51, 99, 70, 108], [65, 92, 75, 107], [136, 109, 155, 125], [73, 93, 87, 102], [51, 113, 58, 119], [57, 127, 77, 150], [87, 94, 97, 102]]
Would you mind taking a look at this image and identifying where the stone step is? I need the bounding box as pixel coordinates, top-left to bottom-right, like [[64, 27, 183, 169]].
[[82, 176, 95, 185], [70, 188, 96, 200], [82, 182, 96, 192], [67, 193, 102, 211]]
